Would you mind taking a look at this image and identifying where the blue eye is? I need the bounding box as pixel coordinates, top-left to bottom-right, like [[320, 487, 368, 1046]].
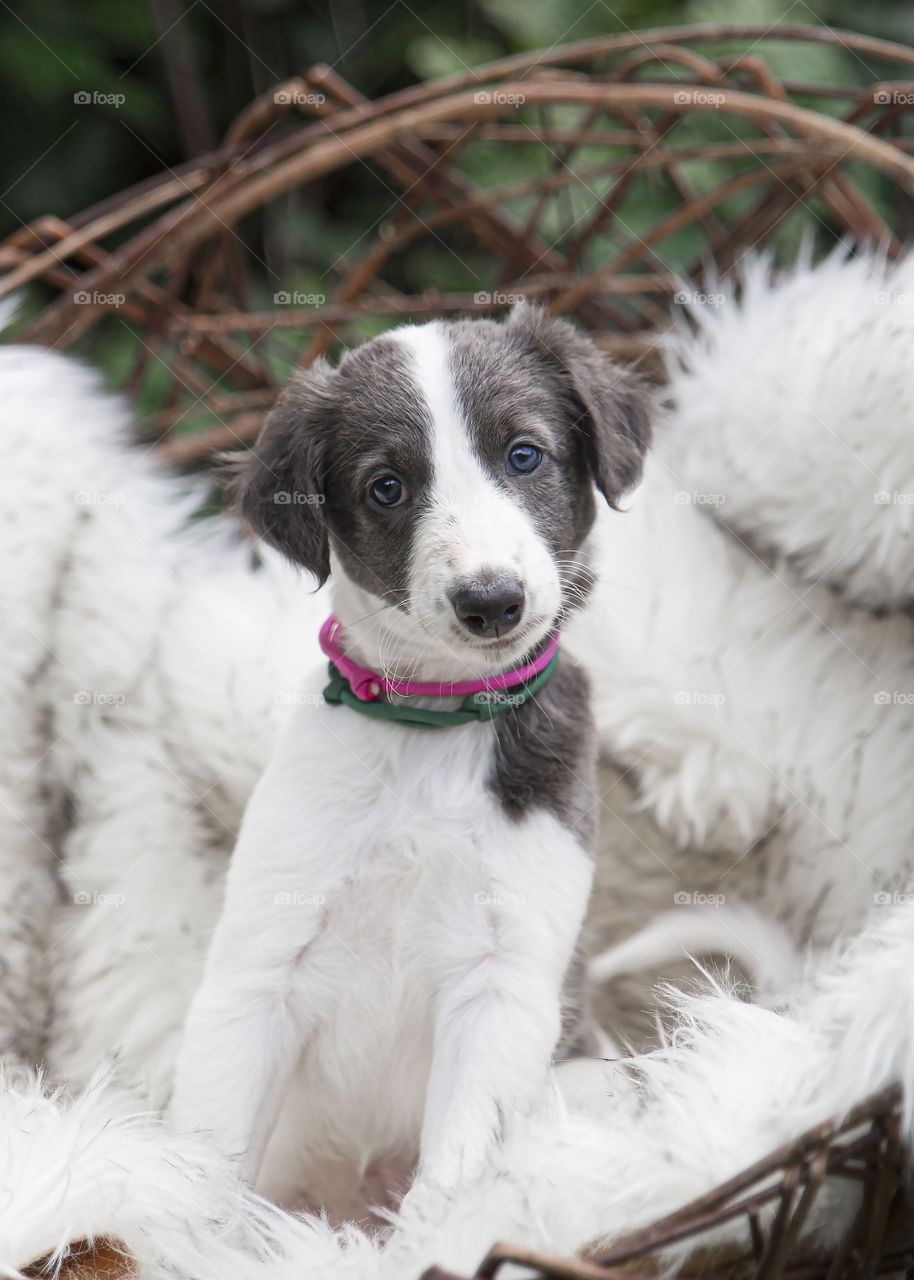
[[507, 442, 543, 475], [369, 474, 406, 508]]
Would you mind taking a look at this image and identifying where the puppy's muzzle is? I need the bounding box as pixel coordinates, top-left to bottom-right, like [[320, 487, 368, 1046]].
[[450, 574, 525, 639]]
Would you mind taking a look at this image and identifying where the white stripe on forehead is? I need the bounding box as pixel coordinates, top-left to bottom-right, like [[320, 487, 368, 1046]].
[[393, 323, 458, 434], [394, 322, 486, 500]]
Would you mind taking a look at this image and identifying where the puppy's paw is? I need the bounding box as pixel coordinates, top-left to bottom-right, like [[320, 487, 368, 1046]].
[[414, 1122, 497, 1201], [417, 1147, 488, 1195]]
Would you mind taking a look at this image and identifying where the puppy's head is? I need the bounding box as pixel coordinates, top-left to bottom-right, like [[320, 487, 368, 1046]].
[[238, 305, 651, 666]]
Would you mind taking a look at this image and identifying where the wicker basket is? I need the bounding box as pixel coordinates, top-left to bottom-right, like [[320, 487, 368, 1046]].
[[5, 23, 914, 1280], [421, 1086, 910, 1280]]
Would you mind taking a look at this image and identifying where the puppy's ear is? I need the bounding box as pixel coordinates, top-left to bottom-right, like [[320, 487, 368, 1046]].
[[507, 302, 652, 505], [235, 360, 335, 584]]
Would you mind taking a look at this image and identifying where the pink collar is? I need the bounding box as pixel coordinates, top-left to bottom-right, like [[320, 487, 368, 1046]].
[[318, 614, 560, 703]]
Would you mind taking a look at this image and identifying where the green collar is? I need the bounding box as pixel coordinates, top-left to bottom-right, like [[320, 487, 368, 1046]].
[[322, 648, 560, 730]]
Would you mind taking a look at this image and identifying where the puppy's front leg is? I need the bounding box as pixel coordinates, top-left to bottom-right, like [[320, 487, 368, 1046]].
[[418, 827, 593, 1190], [169, 767, 338, 1182], [419, 978, 558, 1190], [169, 944, 306, 1181]]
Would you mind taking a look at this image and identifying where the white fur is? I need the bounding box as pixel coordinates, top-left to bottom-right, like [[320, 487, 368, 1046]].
[[3, 251, 914, 1274], [569, 452, 914, 952], [664, 246, 914, 608]]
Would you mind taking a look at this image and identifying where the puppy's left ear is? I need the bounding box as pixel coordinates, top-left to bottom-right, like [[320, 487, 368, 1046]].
[[507, 302, 653, 505]]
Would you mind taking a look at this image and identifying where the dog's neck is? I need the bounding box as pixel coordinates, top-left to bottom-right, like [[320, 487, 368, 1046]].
[[328, 562, 546, 699]]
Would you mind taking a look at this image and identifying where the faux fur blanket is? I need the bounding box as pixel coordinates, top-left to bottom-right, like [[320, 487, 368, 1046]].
[[2, 248, 914, 1278]]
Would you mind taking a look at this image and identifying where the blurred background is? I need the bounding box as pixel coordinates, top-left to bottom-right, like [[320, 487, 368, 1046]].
[[2, 0, 912, 432], [4, 0, 911, 240]]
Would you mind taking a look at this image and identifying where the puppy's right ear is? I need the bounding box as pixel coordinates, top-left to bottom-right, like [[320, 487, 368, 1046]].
[[236, 360, 335, 585]]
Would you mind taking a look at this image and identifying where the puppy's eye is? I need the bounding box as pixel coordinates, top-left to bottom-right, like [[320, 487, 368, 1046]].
[[507, 442, 543, 475], [369, 473, 407, 508]]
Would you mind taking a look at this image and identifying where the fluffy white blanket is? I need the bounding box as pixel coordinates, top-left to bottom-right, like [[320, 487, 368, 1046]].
[[1, 249, 914, 1278]]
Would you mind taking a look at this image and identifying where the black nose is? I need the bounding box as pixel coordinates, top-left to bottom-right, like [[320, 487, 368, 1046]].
[[451, 576, 525, 638]]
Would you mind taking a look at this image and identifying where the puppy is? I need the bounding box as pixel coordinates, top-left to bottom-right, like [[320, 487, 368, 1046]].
[[168, 304, 650, 1218]]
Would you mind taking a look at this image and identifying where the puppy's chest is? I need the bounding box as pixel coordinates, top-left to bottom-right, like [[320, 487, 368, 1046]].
[[303, 711, 502, 853]]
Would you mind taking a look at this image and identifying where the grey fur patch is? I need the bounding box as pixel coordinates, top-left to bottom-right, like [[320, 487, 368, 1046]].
[[445, 304, 651, 516], [488, 656, 596, 841], [237, 337, 433, 600]]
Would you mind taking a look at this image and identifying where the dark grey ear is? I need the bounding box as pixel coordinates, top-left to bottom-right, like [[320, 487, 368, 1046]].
[[507, 302, 652, 505], [235, 360, 335, 584]]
